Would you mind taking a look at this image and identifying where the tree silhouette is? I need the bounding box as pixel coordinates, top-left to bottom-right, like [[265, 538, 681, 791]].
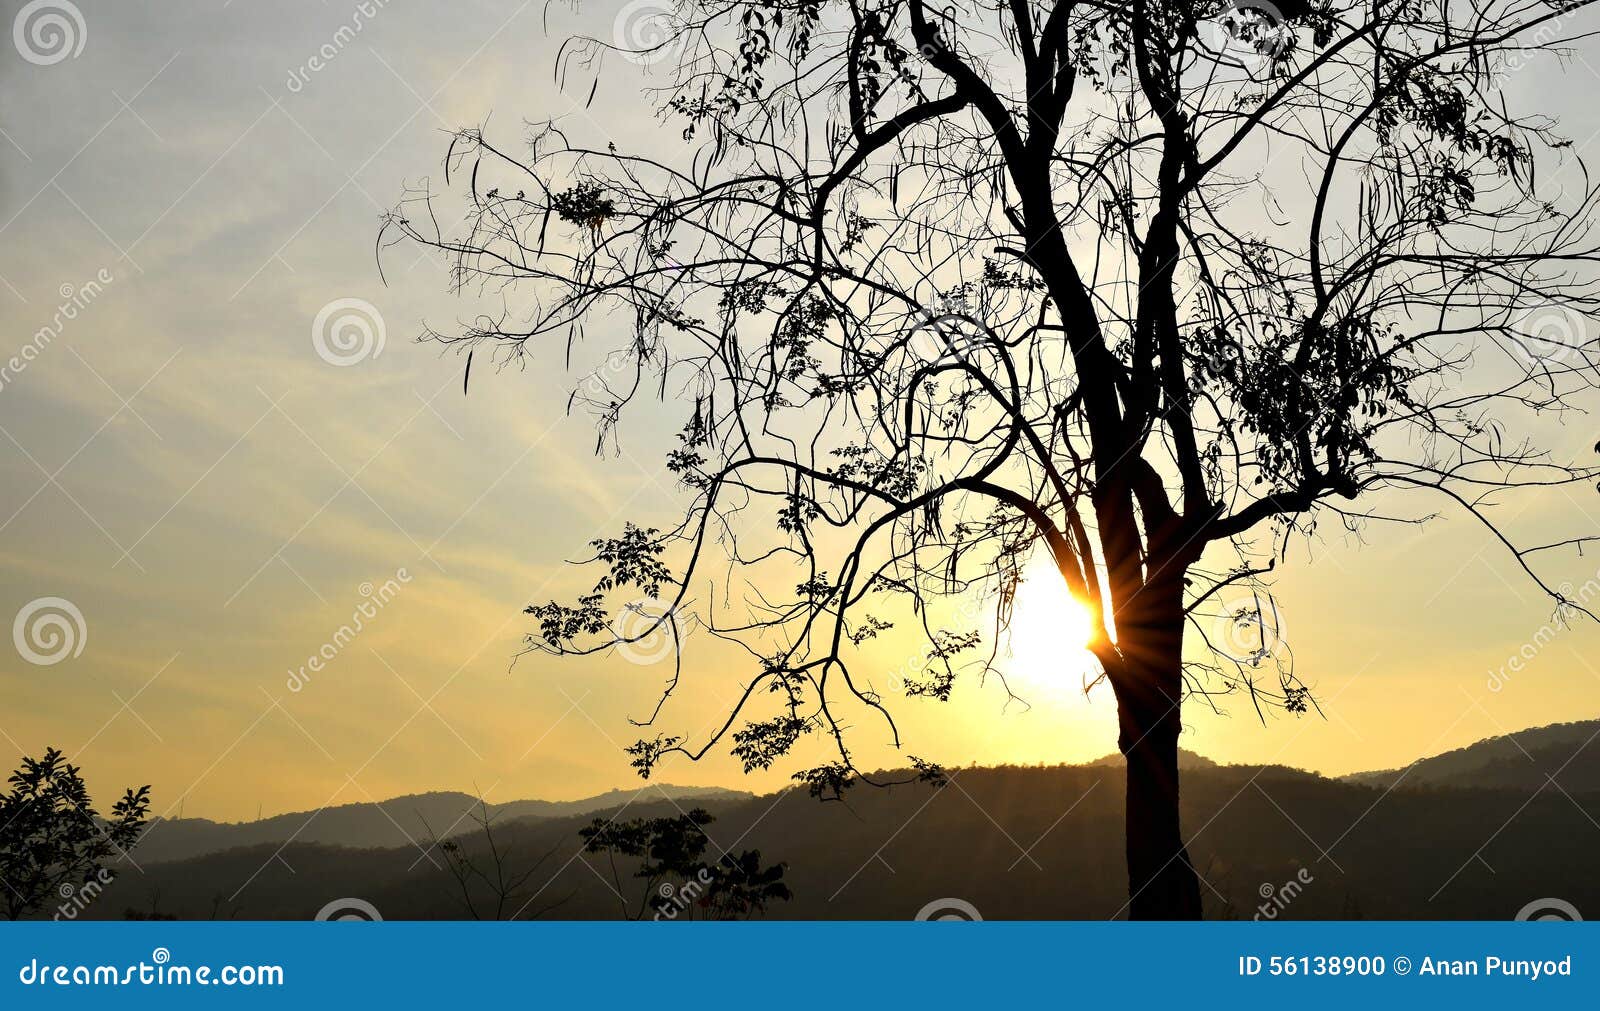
[[388, 0, 1600, 917], [0, 748, 150, 920], [579, 808, 791, 920], [419, 795, 569, 920]]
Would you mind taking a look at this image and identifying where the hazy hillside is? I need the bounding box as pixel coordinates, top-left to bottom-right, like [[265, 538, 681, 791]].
[[131, 784, 751, 865], [1085, 749, 1218, 771], [1343, 719, 1600, 791], [80, 724, 1600, 921]]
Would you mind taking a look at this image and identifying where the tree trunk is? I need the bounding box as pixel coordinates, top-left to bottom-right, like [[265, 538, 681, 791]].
[[1109, 579, 1203, 920]]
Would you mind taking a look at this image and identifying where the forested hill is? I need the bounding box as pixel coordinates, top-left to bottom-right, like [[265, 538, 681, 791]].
[[85, 720, 1600, 921]]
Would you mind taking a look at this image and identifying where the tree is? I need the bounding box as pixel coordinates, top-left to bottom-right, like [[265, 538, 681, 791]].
[[386, 0, 1600, 917], [419, 795, 569, 920], [579, 808, 791, 920], [0, 748, 150, 920]]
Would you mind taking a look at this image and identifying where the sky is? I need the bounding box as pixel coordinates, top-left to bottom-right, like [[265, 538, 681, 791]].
[[2, 0, 1600, 824]]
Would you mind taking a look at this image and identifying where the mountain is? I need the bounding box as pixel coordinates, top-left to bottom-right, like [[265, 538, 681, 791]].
[[88, 759, 1600, 922], [131, 784, 751, 865], [1086, 748, 1218, 771], [78, 719, 1600, 921], [79, 720, 1600, 921], [1342, 719, 1600, 792]]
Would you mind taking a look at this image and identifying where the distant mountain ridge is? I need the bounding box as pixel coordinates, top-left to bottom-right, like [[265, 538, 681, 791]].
[[134, 783, 750, 864], [126, 718, 1600, 878], [1342, 719, 1600, 791], [90, 721, 1600, 921], [1086, 748, 1218, 771]]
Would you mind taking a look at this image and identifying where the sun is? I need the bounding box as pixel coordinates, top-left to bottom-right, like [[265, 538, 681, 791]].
[[1004, 551, 1098, 691]]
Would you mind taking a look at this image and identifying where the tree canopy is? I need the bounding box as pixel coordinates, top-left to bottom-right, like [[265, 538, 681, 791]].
[[388, 0, 1600, 915], [0, 748, 150, 920]]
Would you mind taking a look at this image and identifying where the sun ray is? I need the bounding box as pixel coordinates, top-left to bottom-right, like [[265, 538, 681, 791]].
[[1004, 551, 1097, 694]]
